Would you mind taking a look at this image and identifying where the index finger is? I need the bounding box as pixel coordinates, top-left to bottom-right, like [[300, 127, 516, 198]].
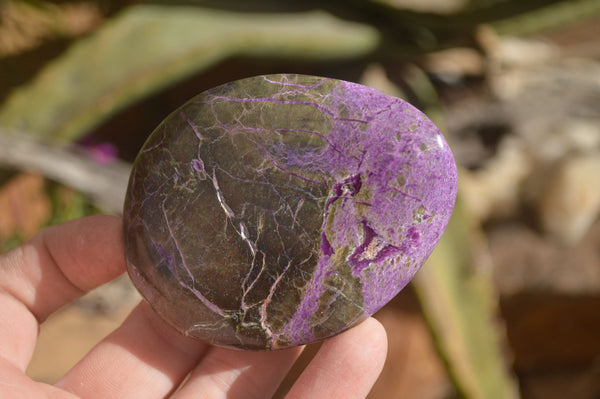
[[0, 215, 126, 369]]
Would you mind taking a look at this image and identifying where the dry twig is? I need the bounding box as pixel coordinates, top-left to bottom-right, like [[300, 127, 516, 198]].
[[0, 131, 130, 214]]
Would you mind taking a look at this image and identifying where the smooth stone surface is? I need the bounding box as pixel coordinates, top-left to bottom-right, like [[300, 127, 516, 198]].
[[123, 74, 457, 350]]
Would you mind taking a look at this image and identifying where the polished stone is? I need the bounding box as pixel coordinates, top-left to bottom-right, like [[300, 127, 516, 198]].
[[123, 74, 457, 350]]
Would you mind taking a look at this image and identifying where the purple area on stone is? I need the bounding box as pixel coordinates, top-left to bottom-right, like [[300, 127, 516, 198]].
[[123, 74, 457, 350]]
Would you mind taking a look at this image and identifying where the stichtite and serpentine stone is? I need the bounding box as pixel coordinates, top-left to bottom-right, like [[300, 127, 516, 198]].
[[123, 74, 457, 350]]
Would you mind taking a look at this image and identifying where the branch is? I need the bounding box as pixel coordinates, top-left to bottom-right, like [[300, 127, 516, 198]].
[[0, 131, 131, 215]]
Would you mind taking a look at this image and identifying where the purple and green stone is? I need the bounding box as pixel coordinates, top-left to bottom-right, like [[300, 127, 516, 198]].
[[123, 74, 457, 350]]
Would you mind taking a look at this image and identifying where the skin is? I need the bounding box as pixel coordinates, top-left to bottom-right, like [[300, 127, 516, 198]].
[[0, 215, 387, 398]]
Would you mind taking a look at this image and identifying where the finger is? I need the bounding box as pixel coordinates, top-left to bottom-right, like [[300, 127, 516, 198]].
[[285, 317, 387, 399], [55, 301, 209, 399], [0, 215, 125, 370], [0, 357, 76, 398], [0, 215, 126, 321], [173, 345, 303, 399]]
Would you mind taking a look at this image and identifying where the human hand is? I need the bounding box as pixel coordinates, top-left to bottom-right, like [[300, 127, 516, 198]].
[[0, 215, 387, 398]]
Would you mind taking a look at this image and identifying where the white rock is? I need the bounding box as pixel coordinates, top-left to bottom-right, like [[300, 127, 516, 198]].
[[534, 154, 600, 244], [460, 138, 532, 221], [425, 47, 485, 82]]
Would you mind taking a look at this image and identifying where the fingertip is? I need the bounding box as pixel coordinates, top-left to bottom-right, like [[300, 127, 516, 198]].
[[327, 317, 388, 375], [361, 317, 388, 350], [286, 317, 389, 399], [360, 317, 388, 375], [42, 214, 126, 292], [1, 215, 127, 322]]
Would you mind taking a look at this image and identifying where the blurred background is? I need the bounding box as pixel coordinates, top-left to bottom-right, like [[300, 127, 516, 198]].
[[1, 0, 600, 398]]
